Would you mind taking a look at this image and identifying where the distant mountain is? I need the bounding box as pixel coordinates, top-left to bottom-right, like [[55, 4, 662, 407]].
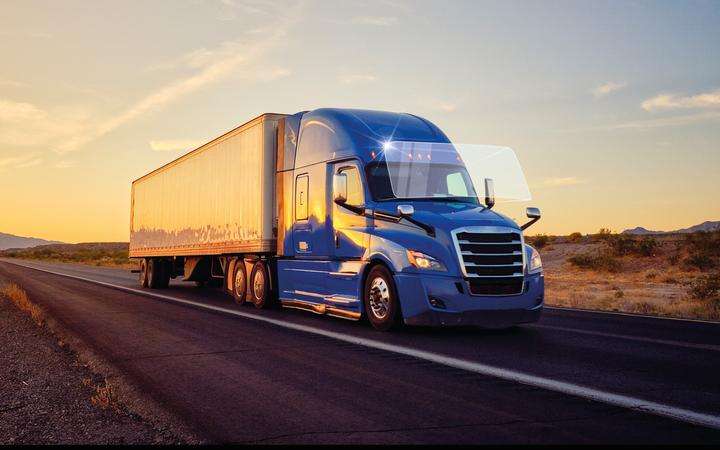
[[622, 221, 720, 235], [0, 232, 63, 250]]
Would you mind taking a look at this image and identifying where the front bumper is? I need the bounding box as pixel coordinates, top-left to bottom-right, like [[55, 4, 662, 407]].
[[395, 271, 544, 328]]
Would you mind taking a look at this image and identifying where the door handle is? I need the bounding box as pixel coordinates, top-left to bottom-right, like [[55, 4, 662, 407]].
[[334, 231, 340, 248]]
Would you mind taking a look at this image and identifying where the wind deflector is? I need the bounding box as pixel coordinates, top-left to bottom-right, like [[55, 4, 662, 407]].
[[376, 142, 531, 204]]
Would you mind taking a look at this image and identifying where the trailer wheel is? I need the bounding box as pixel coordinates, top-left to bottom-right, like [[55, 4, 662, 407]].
[[148, 258, 169, 289], [249, 261, 270, 309], [139, 259, 149, 288], [157, 259, 171, 289], [231, 260, 247, 305], [364, 265, 401, 331], [147, 258, 158, 288]]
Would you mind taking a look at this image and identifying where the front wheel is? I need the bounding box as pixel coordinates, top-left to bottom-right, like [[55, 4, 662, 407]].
[[364, 265, 402, 331]]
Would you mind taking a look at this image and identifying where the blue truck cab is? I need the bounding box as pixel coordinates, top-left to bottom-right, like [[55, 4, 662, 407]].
[[274, 108, 544, 330]]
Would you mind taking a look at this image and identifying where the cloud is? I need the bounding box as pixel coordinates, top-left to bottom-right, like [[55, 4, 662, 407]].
[[542, 177, 586, 187], [55, 161, 75, 169], [0, 79, 27, 88], [339, 74, 377, 84], [217, 0, 278, 18], [57, 25, 292, 153], [351, 16, 398, 26], [641, 88, 720, 112], [0, 153, 42, 170], [0, 99, 46, 121], [0, 99, 88, 148], [556, 111, 720, 133], [149, 139, 203, 152], [605, 111, 720, 130], [592, 81, 627, 98], [437, 103, 457, 112]]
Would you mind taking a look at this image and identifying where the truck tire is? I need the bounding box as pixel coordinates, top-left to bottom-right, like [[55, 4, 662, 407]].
[[148, 258, 166, 289], [231, 260, 247, 305], [157, 259, 171, 289], [249, 261, 270, 309], [139, 259, 149, 288], [364, 265, 402, 331]]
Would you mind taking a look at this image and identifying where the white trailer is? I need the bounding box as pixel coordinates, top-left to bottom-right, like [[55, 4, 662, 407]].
[[129, 114, 285, 259]]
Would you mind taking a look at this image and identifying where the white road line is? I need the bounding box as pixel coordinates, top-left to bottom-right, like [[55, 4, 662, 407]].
[[3, 259, 720, 431]]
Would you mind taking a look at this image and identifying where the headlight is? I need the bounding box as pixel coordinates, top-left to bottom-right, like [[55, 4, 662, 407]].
[[528, 246, 542, 273], [407, 250, 446, 271]]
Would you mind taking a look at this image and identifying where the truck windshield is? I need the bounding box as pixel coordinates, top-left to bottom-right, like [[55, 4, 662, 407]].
[[366, 141, 531, 204], [367, 161, 478, 203]]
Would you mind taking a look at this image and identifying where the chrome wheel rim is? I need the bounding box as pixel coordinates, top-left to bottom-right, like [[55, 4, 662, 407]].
[[369, 277, 390, 319], [253, 268, 265, 299], [234, 268, 245, 297]]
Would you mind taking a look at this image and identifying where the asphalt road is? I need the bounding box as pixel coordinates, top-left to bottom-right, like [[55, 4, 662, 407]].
[[1, 258, 720, 444]]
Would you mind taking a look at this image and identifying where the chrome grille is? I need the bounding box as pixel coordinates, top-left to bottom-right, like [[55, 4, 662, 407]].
[[452, 228, 525, 296]]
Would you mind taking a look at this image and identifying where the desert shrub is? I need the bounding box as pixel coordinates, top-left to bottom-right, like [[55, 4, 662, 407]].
[[605, 235, 658, 257], [668, 252, 680, 265], [689, 272, 720, 300], [683, 231, 720, 270], [568, 251, 622, 272], [594, 228, 613, 242], [636, 237, 659, 256], [567, 232, 583, 243], [529, 234, 551, 248], [685, 253, 716, 271]]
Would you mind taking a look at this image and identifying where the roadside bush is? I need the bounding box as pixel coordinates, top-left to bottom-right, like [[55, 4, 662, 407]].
[[594, 228, 613, 242], [683, 231, 720, 270], [568, 251, 622, 272], [567, 232, 583, 243], [606, 235, 658, 257], [529, 234, 551, 248], [689, 272, 720, 300]]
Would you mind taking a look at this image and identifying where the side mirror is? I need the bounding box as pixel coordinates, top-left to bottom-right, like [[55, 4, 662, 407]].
[[333, 173, 347, 204], [521, 207, 541, 230], [484, 178, 495, 209], [397, 204, 414, 217]]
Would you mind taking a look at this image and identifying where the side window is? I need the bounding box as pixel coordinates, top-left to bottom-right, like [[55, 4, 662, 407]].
[[295, 175, 308, 221], [446, 172, 468, 197], [340, 167, 363, 206]]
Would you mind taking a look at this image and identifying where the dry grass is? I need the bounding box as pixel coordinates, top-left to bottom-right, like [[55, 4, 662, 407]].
[[0, 242, 133, 269], [83, 378, 122, 412], [1, 282, 44, 325], [540, 231, 720, 321]]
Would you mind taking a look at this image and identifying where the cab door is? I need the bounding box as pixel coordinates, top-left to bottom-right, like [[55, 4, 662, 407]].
[[331, 162, 371, 260]]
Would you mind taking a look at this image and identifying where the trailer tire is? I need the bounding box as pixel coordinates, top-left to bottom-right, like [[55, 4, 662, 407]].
[[148, 258, 170, 289], [249, 261, 270, 309], [231, 260, 247, 305], [364, 265, 402, 331], [139, 259, 149, 288], [147, 258, 159, 288], [157, 259, 171, 289]]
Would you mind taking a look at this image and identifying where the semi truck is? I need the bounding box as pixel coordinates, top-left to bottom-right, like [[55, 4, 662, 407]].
[[129, 108, 544, 330]]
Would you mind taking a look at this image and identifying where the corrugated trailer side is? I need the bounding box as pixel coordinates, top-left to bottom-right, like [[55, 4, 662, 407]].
[[129, 113, 286, 258]]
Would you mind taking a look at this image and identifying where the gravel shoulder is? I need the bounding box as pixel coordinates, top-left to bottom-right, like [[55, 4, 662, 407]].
[[0, 284, 185, 444]]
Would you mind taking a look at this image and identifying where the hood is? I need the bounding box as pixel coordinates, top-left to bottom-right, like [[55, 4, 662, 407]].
[[380, 201, 520, 232], [370, 201, 522, 277]]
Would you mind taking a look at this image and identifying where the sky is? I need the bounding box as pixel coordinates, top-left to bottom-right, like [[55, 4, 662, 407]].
[[0, 0, 718, 243]]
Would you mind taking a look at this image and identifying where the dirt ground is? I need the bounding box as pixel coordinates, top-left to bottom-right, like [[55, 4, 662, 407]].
[[538, 234, 720, 321], [0, 284, 186, 444]]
